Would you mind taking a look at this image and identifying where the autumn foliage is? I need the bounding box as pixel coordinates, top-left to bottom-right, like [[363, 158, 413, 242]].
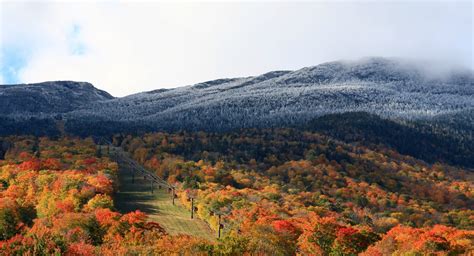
[[0, 137, 208, 255], [1, 131, 473, 255], [118, 130, 473, 255]]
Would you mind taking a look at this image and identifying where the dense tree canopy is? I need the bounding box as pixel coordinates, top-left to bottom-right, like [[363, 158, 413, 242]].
[[116, 129, 473, 255], [1, 131, 472, 255]]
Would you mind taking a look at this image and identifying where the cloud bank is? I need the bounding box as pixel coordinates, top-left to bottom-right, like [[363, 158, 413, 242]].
[[1, 1, 472, 96]]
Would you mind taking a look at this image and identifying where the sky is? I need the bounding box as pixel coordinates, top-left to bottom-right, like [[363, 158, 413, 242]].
[[0, 0, 472, 97]]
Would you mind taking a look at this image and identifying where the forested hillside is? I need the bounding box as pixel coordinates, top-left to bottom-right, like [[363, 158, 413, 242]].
[[305, 112, 474, 168], [1, 58, 472, 170], [114, 129, 473, 255], [0, 130, 473, 255], [0, 137, 210, 255]]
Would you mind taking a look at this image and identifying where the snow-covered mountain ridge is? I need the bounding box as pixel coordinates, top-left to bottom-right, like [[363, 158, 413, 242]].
[[1, 58, 473, 132], [66, 58, 473, 131], [0, 81, 113, 115]]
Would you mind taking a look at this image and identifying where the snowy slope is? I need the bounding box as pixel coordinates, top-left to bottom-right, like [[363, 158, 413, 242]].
[[1, 58, 472, 132], [67, 57, 474, 131], [0, 81, 113, 116]]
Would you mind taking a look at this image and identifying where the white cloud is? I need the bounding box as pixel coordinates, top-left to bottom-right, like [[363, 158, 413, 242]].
[[1, 1, 472, 96]]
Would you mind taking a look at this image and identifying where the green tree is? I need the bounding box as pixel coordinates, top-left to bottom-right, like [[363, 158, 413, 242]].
[[0, 207, 19, 240]]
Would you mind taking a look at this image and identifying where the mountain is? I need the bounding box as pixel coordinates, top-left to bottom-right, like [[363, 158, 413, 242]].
[[0, 81, 114, 116], [63, 57, 473, 132], [0, 58, 473, 167], [1, 58, 473, 132]]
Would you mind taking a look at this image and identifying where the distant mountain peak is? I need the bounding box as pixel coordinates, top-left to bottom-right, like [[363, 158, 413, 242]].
[[0, 57, 472, 135], [0, 81, 114, 115]]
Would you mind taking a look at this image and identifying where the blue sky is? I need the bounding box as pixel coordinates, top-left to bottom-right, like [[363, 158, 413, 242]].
[[1, 1, 472, 96], [1, 47, 28, 84], [1, 23, 86, 84]]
